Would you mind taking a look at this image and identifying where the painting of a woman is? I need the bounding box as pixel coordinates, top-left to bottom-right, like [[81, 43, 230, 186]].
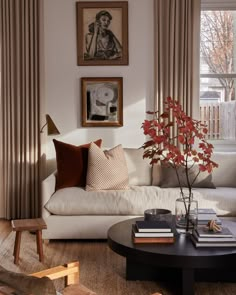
[[77, 1, 128, 65], [84, 10, 122, 60]]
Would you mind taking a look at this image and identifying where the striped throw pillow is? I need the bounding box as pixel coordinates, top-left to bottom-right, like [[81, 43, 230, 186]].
[[86, 143, 129, 191]]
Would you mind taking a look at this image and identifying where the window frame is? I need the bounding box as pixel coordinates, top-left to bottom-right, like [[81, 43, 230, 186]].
[[200, 3, 236, 151]]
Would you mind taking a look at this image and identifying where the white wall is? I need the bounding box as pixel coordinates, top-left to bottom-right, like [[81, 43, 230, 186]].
[[42, 0, 154, 175]]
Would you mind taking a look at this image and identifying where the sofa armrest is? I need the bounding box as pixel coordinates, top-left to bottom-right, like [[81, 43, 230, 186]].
[[41, 172, 56, 218]]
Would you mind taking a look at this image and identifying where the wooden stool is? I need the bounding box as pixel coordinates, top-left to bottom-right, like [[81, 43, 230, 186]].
[[11, 218, 47, 265]]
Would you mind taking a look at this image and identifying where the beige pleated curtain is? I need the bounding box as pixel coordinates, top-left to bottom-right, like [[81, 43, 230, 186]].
[[154, 0, 201, 118], [0, 0, 41, 219]]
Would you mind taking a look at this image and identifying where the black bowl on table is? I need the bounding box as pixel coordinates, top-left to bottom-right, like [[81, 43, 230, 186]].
[[144, 208, 172, 223]]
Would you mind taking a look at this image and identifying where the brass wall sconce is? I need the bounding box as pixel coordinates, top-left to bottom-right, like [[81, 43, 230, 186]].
[[40, 114, 60, 135]]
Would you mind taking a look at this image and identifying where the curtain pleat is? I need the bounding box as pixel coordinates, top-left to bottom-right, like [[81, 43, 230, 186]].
[[0, 0, 41, 219], [154, 0, 201, 117]]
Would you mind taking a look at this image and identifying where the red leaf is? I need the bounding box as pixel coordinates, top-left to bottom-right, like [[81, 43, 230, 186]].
[[188, 137, 194, 145], [160, 112, 169, 118], [199, 164, 206, 172], [142, 140, 154, 148], [202, 128, 208, 134], [178, 135, 185, 144]]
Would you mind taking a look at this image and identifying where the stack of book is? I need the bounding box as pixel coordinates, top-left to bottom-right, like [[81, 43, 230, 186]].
[[191, 226, 236, 248], [132, 220, 174, 244], [197, 208, 222, 225]]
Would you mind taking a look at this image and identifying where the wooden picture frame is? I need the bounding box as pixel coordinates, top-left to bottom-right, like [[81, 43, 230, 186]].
[[81, 77, 123, 127], [76, 1, 128, 66]]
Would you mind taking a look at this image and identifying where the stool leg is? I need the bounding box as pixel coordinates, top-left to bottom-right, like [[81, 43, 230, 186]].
[[36, 230, 44, 262], [14, 231, 21, 265]]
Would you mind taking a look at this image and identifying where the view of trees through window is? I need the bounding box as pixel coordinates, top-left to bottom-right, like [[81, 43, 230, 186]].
[[200, 10, 236, 140]]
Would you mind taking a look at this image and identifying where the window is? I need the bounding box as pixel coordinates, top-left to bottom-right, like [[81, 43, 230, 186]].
[[200, 10, 236, 140]]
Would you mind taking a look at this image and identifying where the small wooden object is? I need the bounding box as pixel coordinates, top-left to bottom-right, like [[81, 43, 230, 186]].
[[31, 261, 97, 294], [0, 261, 97, 295], [206, 219, 222, 232], [11, 218, 47, 265]]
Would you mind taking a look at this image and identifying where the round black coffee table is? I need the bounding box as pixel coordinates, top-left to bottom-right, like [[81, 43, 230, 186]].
[[107, 217, 236, 295]]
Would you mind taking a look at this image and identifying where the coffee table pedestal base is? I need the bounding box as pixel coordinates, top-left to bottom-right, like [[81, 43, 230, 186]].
[[126, 259, 236, 295], [182, 268, 194, 295], [126, 259, 194, 295]]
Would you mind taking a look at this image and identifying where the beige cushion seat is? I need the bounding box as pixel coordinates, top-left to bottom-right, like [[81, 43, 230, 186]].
[[44, 186, 236, 217], [193, 187, 236, 216], [45, 186, 178, 216]]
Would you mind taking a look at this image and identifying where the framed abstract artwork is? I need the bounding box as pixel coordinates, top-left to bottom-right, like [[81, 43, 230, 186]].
[[81, 77, 123, 127], [76, 1, 128, 66]]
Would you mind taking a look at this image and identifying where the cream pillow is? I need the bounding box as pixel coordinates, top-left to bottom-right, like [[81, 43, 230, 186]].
[[123, 148, 152, 186], [211, 152, 236, 187], [86, 143, 129, 191]]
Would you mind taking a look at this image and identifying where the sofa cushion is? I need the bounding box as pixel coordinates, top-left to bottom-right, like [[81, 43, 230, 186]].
[[45, 186, 236, 216], [123, 148, 152, 186], [152, 153, 236, 188], [86, 143, 129, 191], [211, 152, 236, 187], [53, 139, 102, 190], [194, 187, 236, 216], [159, 165, 215, 188], [152, 163, 163, 186], [45, 186, 207, 216]]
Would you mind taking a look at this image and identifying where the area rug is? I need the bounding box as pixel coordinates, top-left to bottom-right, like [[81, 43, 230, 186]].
[[0, 231, 235, 295]]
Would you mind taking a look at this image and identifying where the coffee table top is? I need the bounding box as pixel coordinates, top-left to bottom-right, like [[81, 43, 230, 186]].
[[108, 217, 236, 269]]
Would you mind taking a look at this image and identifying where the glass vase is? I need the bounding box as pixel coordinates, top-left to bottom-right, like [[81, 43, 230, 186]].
[[175, 193, 198, 234]]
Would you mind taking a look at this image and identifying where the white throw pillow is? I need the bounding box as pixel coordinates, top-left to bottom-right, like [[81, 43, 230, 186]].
[[123, 148, 152, 186], [211, 152, 236, 187], [86, 143, 129, 191]]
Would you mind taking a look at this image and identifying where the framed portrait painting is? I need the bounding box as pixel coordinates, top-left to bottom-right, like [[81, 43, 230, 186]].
[[81, 77, 123, 127], [76, 1, 128, 66]]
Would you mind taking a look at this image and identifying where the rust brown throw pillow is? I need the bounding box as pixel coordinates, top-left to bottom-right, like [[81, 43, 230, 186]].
[[53, 139, 102, 190]]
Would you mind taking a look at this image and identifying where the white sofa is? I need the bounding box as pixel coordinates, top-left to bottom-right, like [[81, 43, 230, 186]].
[[42, 149, 236, 240]]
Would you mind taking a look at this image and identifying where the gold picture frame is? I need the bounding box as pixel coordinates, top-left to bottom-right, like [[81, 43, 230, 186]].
[[81, 77, 123, 127], [76, 1, 128, 66]]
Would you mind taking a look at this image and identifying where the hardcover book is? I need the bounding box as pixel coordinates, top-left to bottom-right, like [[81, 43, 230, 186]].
[[135, 220, 171, 233], [193, 230, 235, 242], [132, 235, 174, 244], [197, 214, 218, 221], [191, 235, 236, 248], [197, 208, 216, 214], [197, 217, 222, 225], [196, 227, 233, 238], [132, 225, 174, 238]]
